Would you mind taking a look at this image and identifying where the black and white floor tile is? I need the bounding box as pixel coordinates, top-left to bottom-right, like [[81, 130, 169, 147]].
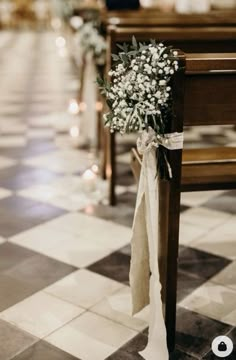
[[0, 30, 235, 359]]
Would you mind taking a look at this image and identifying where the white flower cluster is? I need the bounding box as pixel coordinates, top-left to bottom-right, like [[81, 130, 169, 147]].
[[76, 22, 107, 65], [103, 42, 179, 134]]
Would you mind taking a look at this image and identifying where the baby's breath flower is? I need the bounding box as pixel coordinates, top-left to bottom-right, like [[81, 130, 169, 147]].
[[159, 80, 166, 86], [99, 39, 179, 135]]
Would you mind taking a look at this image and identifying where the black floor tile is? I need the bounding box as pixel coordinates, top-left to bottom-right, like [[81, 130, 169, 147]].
[[81, 203, 134, 228], [203, 191, 236, 214], [180, 205, 190, 213], [0, 247, 75, 311], [106, 332, 148, 360], [0, 164, 60, 190], [6, 253, 76, 292], [179, 247, 231, 280], [88, 251, 131, 285], [170, 349, 198, 359], [0, 242, 35, 273], [203, 326, 236, 359], [117, 191, 137, 208], [175, 307, 232, 358], [0, 319, 37, 360], [0, 196, 67, 237], [0, 273, 37, 311], [13, 340, 79, 360], [177, 271, 206, 303], [0, 139, 57, 159]]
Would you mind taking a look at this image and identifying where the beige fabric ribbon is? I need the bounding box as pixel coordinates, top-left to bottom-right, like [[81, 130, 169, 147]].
[[130, 127, 183, 360], [79, 51, 97, 147]]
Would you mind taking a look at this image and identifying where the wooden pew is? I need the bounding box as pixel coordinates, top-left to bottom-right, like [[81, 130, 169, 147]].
[[103, 9, 236, 27], [131, 52, 236, 352], [105, 25, 236, 205]]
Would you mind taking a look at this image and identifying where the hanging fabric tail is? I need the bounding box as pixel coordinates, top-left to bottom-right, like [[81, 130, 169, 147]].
[[130, 128, 184, 360], [79, 51, 97, 148]]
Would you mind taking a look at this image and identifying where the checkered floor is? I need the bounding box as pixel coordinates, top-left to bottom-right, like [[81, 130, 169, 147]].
[[0, 30, 236, 360]]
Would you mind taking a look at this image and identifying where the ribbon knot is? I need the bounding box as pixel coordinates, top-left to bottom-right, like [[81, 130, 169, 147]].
[[137, 127, 184, 155]]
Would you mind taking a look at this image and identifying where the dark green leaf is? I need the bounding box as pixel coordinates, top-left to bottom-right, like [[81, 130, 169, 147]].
[[132, 36, 137, 49], [116, 44, 125, 51], [111, 54, 119, 61]]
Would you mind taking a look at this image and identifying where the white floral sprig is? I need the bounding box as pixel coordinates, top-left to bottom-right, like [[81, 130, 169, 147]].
[[98, 37, 179, 135], [75, 22, 107, 65]]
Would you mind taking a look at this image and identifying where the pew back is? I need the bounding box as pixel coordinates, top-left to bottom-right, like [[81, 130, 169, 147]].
[[108, 25, 236, 52], [183, 53, 236, 126], [103, 9, 236, 27]]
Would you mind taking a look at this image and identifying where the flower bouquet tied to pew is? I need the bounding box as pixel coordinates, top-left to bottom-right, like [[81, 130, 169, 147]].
[[98, 38, 184, 360], [98, 37, 182, 179], [76, 22, 107, 65]]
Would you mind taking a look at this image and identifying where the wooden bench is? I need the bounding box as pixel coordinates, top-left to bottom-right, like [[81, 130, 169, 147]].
[[104, 24, 236, 205], [131, 52, 236, 352], [103, 9, 236, 27]]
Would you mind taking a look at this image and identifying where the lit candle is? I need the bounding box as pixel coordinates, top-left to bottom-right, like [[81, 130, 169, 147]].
[[95, 101, 103, 112], [68, 99, 80, 115], [82, 169, 97, 192], [79, 102, 87, 112]]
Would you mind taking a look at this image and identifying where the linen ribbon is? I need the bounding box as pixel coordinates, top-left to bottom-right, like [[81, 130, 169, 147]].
[[130, 127, 183, 360], [79, 51, 97, 147]]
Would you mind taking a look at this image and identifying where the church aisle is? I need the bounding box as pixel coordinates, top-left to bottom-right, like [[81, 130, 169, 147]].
[[0, 30, 235, 360]]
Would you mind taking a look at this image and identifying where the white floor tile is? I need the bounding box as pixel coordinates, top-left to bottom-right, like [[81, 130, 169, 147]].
[[0, 292, 84, 338], [0, 156, 17, 169], [18, 176, 107, 211], [179, 221, 208, 246], [180, 207, 231, 230], [45, 269, 123, 309], [211, 261, 236, 291], [0, 122, 26, 134], [91, 286, 149, 332], [181, 191, 227, 207], [180, 281, 236, 326], [26, 129, 55, 139], [9, 220, 115, 267], [0, 136, 26, 148], [0, 187, 12, 200], [191, 216, 236, 259], [47, 213, 131, 251], [46, 311, 137, 360], [0, 236, 6, 245], [23, 149, 92, 174]]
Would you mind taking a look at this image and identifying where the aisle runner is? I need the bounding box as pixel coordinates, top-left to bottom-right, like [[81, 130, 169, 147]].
[[130, 128, 183, 359]]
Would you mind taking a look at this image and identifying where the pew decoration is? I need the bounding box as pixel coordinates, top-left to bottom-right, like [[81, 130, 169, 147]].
[[98, 37, 180, 178], [75, 22, 107, 66], [71, 22, 107, 148], [98, 38, 183, 360]]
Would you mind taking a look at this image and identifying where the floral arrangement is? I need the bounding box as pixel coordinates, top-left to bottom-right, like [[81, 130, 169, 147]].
[[76, 22, 107, 65], [98, 37, 179, 178]]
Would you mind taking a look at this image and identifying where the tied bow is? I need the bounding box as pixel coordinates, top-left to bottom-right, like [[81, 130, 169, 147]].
[[137, 127, 184, 178]]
